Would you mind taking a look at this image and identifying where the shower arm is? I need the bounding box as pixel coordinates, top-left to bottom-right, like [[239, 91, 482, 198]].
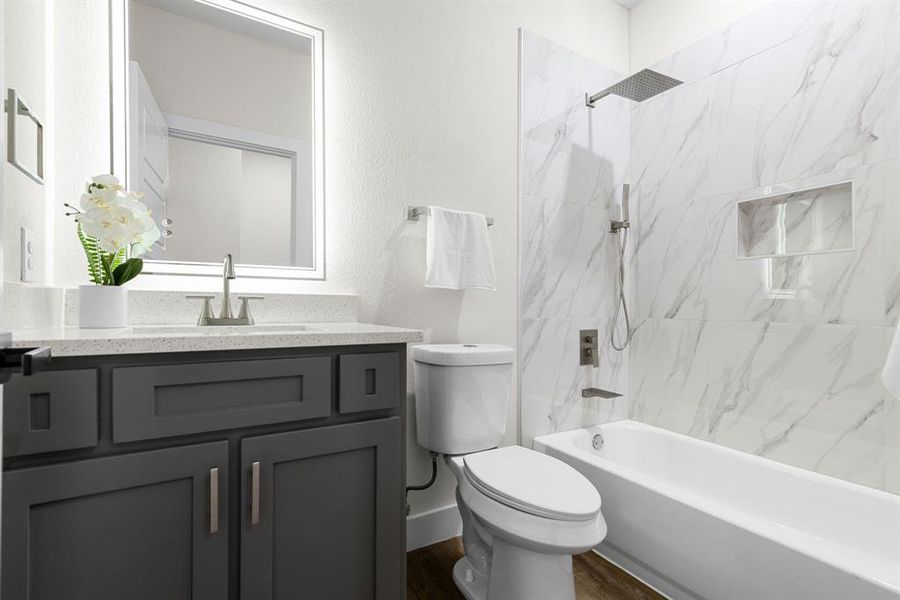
[[585, 90, 612, 108]]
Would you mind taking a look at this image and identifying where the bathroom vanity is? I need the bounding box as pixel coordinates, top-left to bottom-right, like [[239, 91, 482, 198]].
[[1, 324, 421, 600]]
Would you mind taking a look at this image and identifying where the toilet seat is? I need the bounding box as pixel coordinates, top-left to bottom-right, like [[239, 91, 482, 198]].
[[462, 446, 601, 521], [448, 451, 607, 556]]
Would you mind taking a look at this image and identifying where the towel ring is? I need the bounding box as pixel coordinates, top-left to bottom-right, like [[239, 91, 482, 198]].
[[5, 88, 44, 185]]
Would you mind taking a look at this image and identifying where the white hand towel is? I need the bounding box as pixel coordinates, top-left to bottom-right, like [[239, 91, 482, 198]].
[[883, 324, 900, 399], [425, 206, 496, 290]]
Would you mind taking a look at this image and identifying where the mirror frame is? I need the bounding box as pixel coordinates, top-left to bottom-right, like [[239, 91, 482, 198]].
[[109, 0, 325, 279]]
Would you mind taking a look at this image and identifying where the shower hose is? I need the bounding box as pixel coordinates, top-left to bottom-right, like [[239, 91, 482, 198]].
[[610, 227, 633, 351]]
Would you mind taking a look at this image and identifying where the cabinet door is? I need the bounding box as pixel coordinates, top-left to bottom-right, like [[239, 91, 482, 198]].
[[2, 442, 228, 600], [241, 418, 403, 600]]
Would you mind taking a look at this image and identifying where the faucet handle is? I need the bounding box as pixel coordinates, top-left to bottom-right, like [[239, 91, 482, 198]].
[[237, 296, 264, 325], [186, 295, 215, 326]]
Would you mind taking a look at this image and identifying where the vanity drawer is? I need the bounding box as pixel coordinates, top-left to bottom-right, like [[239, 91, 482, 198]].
[[338, 352, 400, 414], [3, 370, 99, 458], [112, 357, 331, 443]]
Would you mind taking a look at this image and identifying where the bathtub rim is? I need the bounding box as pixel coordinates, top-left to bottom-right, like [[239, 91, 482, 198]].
[[534, 420, 900, 596]]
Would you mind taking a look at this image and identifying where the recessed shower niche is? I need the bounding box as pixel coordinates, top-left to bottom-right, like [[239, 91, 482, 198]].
[[737, 181, 854, 259]]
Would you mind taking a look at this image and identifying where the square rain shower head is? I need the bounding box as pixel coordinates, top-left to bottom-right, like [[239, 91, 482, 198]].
[[586, 69, 683, 107]]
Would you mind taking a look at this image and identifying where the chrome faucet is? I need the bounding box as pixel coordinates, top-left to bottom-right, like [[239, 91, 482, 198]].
[[186, 254, 263, 326], [221, 253, 236, 320]]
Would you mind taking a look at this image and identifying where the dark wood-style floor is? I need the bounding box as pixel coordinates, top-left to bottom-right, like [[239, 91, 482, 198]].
[[407, 537, 665, 600]]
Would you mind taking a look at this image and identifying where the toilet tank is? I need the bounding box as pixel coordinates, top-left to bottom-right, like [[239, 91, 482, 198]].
[[412, 344, 515, 455]]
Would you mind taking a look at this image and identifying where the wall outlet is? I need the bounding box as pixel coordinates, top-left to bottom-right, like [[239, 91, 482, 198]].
[[20, 227, 36, 282]]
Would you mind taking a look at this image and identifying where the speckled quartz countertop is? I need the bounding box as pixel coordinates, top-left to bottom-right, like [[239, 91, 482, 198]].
[[9, 323, 424, 357]]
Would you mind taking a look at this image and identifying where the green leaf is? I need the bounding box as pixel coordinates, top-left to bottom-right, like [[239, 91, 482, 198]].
[[77, 224, 105, 285], [110, 247, 128, 272], [101, 253, 115, 285], [112, 258, 143, 286]]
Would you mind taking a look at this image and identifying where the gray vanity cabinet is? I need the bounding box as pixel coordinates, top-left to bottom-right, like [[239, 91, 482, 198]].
[[1, 441, 228, 600], [240, 417, 403, 599], [2, 344, 407, 600]]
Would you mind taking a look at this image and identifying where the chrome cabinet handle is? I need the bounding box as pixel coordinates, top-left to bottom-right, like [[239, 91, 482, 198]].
[[209, 467, 219, 534], [250, 461, 260, 526]]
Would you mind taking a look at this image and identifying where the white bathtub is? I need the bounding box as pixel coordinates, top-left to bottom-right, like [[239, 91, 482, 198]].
[[534, 420, 900, 600]]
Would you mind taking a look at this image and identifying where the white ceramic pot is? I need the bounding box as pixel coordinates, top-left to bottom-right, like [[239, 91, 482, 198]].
[[78, 285, 128, 328]]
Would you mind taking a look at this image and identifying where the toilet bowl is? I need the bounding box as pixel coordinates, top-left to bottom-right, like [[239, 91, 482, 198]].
[[447, 447, 606, 600], [412, 344, 607, 600]]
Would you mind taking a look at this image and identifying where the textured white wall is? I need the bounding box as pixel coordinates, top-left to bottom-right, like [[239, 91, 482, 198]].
[[52, 0, 112, 290], [272, 0, 629, 516], [49, 0, 630, 518], [629, 0, 769, 71], [3, 0, 51, 285]]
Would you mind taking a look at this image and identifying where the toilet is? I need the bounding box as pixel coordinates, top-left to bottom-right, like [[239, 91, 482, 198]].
[[412, 344, 607, 600]]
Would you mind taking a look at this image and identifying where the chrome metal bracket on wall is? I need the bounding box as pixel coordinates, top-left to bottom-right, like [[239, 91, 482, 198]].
[[5, 88, 44, 185]]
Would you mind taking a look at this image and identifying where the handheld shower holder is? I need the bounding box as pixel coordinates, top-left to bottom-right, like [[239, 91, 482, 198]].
[[609, 219, 630, 234]]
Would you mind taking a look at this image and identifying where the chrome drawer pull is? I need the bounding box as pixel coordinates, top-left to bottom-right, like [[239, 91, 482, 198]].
[[250, 461, 260, 525], [209, 467, 219, 534]]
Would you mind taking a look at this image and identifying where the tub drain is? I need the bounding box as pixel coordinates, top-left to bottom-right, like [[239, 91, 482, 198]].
[[592, 433, 604, 451]]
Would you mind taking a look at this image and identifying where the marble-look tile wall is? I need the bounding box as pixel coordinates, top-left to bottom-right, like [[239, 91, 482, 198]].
[[519, 31, 630, 446], [630, 1, 900, 493]]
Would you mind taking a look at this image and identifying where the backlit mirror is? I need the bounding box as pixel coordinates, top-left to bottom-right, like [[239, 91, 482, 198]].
[[111, 0, 324, 278]]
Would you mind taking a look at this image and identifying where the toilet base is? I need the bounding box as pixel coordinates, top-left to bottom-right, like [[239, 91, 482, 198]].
[[453, 557, 488, 600], [452, 540, 577, 600]]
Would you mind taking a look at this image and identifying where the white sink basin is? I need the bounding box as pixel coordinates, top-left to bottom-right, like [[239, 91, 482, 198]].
[[125, 324, 319, 336]]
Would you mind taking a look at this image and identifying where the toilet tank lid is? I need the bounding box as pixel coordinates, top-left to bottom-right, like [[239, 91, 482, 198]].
[[411, 344, 515, 366]]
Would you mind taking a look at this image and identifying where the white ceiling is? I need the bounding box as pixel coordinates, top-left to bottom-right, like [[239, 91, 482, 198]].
[[614, 0, 644, 9]]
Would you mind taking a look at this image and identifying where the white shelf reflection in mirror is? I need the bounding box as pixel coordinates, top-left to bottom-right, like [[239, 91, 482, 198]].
[[737, 181, 854, 260]]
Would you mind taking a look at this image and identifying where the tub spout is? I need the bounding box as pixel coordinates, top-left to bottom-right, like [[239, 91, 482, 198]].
[[582, 388, 623, 399]]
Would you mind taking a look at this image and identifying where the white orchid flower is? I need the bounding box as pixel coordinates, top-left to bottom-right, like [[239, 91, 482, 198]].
[[90, 174, 122, 189], [80, 188, 119, 211], [78, 207, 129, 240], [97, 232, 127, 254], [71, 173, 161, 286], [118, 191, 151, 218], [71, 173, 162, 260], [132, 225, 162, 256]]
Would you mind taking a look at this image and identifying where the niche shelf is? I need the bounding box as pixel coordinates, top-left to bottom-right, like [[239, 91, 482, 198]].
[[737, 181, 854, 259]]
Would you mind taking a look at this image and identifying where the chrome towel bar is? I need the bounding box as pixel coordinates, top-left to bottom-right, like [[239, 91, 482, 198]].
[[407, 205, 494, 227]]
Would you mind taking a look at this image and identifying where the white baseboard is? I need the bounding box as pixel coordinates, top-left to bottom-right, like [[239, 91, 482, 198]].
[[406, 504, 462, 551]]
